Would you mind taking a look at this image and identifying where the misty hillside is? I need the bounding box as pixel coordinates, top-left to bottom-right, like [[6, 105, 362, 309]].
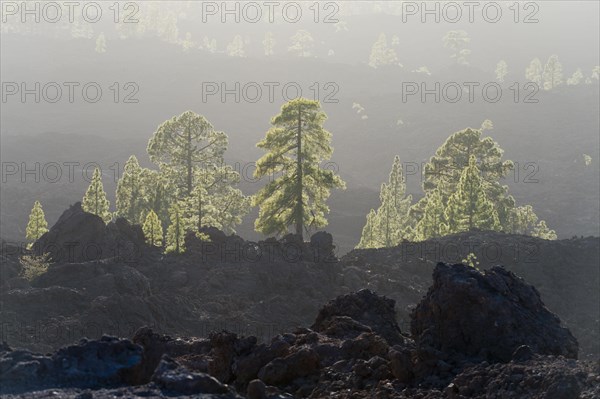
[[1, 3, 599, 398]]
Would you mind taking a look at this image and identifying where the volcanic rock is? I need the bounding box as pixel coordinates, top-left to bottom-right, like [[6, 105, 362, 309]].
[[411, 263, 579, 362]]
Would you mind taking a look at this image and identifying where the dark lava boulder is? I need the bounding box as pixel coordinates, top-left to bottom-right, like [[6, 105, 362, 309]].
[[0, 336, 143, 394], [32, 202, 145, 263], [151, 356, 232, 395], [411, 263, 579, 362], [312, 289, 404, 345]]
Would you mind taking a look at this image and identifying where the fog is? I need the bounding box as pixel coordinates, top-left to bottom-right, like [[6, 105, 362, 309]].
[[1, 1, 599, 252]]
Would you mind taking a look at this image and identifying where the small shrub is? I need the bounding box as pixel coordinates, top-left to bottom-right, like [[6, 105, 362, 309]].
[[20, 253, 50, 281], [462, 252, 480, 270]]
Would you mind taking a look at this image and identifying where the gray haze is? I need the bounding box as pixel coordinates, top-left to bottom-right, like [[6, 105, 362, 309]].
[[1, 1, 599, 253]]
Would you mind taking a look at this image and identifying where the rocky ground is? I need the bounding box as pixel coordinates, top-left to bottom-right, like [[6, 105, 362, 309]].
[[1, 203, 599, 397], [1, 264, 599, 398]]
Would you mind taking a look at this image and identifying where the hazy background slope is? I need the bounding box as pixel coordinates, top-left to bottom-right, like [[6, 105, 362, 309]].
[[1, 3, 599, 253]]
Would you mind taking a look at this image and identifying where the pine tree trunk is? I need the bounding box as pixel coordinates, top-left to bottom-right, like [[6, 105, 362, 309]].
[[295, 103, 303, 240], [186, 120, 193, 196], [175, 214, 180, 253], [198, 189, 202, 232]]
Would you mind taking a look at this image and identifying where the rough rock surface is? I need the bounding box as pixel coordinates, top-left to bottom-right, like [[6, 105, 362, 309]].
[[0, 336, 143, 394], [411, 263, 579, 362], [31, 202, 146, 263], [311, 289, 404, 345], [2, 283, 598, 398], [2, 225, 598, 362], [2, 225, 598, 365]]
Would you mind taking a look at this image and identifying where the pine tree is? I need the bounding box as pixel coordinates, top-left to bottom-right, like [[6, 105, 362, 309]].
[[82, 168, 112, 223], [165, 203, 186, 253], [442, 30, 471, 65], [95, 32, 107, 53], [532, 220, 557, 240], [362, 156, 413, 247], [376, 183, 401, 247], [508, 205, 555, 239], [495, 60, 508, 82], [368, 33, 399, 68], [542, 54, 563, 90], [567, 68, 583, 85], [147, 111, 227, 197], [414, 127, 514, 230], [253, 98, 346, 239], [25, 200, 48, 248], [140, 168, 172, 229], [444, 156, 500, 233], [227, 35, 245, 57], [181, 166, 250, 234], [592, 66, 600, 81], [525, 58, 543, 85], [414, 189, 446, 240], [288, 30, 314, 57], [202, 36, 217, 52], [509, 205, 538, 235], [181, 32, 195, 52], [142, 209, 163, 247], [263, 31, 276, 56], [385, 156, 413, 236], [116, 155, 144, 224], [356, 209, 379, 249]]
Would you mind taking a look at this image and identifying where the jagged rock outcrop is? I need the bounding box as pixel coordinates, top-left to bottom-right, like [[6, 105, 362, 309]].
[[411, 263, 579, 362], [185, 229, 338, 264], [311, 289, 404, 345], [32, 202, 145, 263]]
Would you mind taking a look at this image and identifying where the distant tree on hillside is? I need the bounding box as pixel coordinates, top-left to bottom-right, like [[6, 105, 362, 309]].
[[525, 58, 543, 86], [356, 156, 413, 248], [165, 203, 185, 253], [145, 111, 248, 237], [442, 30, 471, 65], [542, 55, 563, 90], [414, 127, 514, 229], [567, 68, 583, 85], [115, 155, 145, 224], [139, 168, 173, 228], [227, 35, 245, 57], [495, 60, 508, 82], [253, 98, 345, 239], [480, 119, 494, 131], [263, 31, 275, 56], [368, 33, 399, 68], [592, 66, 600, 81], [443, 156, 500, 234], [25, 201, 48, 248], [181, 166, 250, 234], [509, 205, 557, 239], [413, 189, 445, 240], [147, 111, 227, 197], [202, 37, 217, 53], [402, 127, 556, 241], [143, 209, 163, 247], [82, 168, 112, 223], [532, 220, 557, 240], [180, 32, 195, 52], [356, 209, 378, 249], [95, 32, 106, 53], [288, 30, 314, 57]]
